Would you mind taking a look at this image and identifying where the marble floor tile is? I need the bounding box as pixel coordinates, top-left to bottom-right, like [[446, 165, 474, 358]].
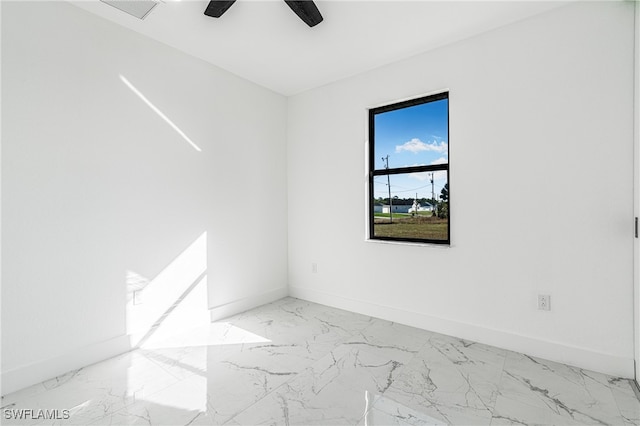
[[2, 351, 181, 425], [90, 346, 303, 425], [357, 394, 446, 426], [609, 377, 640, 425], [225, 298, 356, 355], [383, 365, 494, 425], [342, 319, 433, 363], [490, 394, 584, 426], [277, 298, 376, 334], [89, 375, 216, 425], [176, 349, 300, 423], [231, 345, 404, 425], [2, 297, 638, 426], [377, 332, 508, 425], [497, 351, 625, 425]]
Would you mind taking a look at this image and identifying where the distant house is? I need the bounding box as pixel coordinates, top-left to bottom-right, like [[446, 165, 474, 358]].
[[381, 205, 411, 214], [408, 203, 433, 213], [374, 203, 433, 214]]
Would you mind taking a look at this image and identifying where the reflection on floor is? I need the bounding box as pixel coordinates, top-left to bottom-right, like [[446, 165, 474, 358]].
[[2, 297, 639, 425]]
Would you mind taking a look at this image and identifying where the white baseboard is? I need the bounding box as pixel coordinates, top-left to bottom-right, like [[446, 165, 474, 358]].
[[1, 335, 131, 396], [290, 286, 634, 379], [209, 286, 288, 322]]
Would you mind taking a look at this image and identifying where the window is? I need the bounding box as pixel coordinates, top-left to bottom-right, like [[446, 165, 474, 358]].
[[369, 92, 449, 244]]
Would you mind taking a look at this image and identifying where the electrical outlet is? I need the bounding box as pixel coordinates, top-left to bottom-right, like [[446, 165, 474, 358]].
[[538, 294, 551, 311], [312, 263, 318, 273]]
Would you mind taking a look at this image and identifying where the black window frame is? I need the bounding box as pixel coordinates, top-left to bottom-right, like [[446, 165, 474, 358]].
[[368, 92, 450, 245]]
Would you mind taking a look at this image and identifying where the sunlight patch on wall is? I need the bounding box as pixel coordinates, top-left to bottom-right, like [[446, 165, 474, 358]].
[[126, 232, 208, 347]]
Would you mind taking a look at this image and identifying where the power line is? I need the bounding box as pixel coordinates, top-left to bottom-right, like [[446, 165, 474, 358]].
[[373, 180, 432, 195], [393, 184, 432, 194], [373, 178, 432, 192]]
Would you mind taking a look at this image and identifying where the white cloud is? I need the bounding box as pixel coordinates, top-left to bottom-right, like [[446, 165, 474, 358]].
[[407, 158, 448, 183], [395, 138, 447, 154]]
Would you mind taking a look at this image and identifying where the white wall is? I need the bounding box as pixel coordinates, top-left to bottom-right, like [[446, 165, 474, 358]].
[[288, 1, 636, 378], [1, 1, 288, 394]]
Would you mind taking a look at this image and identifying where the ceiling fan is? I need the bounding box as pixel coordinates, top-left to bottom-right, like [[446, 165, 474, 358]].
[[204, 0, 323, 27]]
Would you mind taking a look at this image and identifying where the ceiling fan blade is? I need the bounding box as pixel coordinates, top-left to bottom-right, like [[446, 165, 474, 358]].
[[284, 1, 323, 27], [204, 0, 236, 18]]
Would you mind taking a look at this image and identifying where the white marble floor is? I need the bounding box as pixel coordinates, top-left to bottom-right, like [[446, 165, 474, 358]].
[[2, 297, 639, 425]]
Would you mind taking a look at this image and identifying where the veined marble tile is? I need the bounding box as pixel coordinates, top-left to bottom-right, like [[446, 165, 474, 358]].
[[609, 377, 640, 426], [89, 374, 217, 425], [202, 351, 301, 423], [88, 398, 209, 425], [278, 298, 375, 333], [226, 300, 358, 358], [141, 309, 340, 382], [231, 345, 404, 425], [357, 394, 447, 426], [1, 351, 180, 425], [210, 328, 344, 382], [383, 364, 494, 425], [498, 351, 625, 425], [141, 298, 373, 381], [491, 394, 584, 426], [408, 333, 507, 373], [229, 340, 333, 371], [342, 319, 432, 363], [402, 333, 506, 410], [94, 347, 301, 425], [140, 320, 274, 379], [247, 297, 368, 325]]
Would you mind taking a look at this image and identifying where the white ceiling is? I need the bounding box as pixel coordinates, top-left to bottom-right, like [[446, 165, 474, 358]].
[[71, 0, 569, 96]]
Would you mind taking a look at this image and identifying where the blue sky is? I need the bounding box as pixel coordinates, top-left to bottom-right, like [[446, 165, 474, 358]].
[[373, 98, 448, 201]]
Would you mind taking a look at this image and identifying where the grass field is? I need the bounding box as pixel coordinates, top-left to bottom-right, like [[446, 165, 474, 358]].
[[373, 215, 448, 240]]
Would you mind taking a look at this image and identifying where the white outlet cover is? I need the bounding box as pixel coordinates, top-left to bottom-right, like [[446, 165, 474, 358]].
[[537, 294, 551, 311]]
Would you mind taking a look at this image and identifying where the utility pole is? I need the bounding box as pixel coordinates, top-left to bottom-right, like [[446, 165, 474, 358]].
[[430, 172, 436, 217], [383, 155, 392, 223]]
